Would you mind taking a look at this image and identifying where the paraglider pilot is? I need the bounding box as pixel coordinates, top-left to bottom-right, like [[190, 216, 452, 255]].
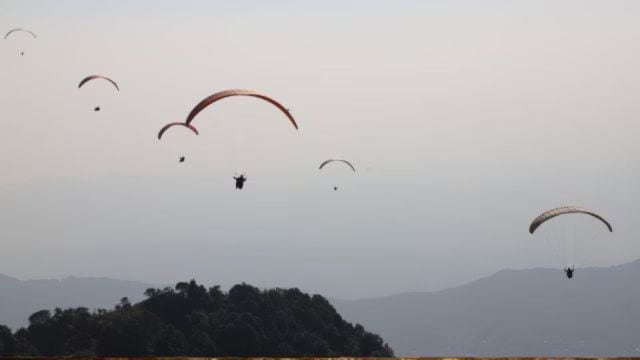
[[233, 174, 247, 190], [179, 156, 185, 163], [94, 106, 101, 112], [564, 266, 574, 279]]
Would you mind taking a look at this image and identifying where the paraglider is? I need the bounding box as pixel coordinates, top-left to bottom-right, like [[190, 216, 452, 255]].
[[233, 175, 247, 190], [183, 90, 297, 189], [529, 206, 612, 279], [564, 266, 575, 279], [4, 28, 36, 56], [319, 159, 356, 191], [157, 122, 199, 164], [184, 89, 298, 129], [78, 75, 119, 112]]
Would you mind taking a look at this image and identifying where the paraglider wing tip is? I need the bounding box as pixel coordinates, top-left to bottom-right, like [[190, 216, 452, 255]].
[[318, 159, 333, 170]]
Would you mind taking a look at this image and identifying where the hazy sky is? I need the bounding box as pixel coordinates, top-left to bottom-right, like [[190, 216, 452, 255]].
[[1, 0, 639, 299]]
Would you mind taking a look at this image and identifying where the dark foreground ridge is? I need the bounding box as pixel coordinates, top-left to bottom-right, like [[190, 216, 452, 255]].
[[1, 357, 639, 360], [0, 280, 392, 357]]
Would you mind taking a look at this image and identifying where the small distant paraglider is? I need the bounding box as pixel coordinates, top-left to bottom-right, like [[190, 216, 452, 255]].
[[4, 28, 36, 56], [319, 159, 356, 191], [564, 266, 575, 279], [233, 175, 247, 190], [78, 75, 119, 111], [529, 206, 613, 279], [157, 122, 199, 164]]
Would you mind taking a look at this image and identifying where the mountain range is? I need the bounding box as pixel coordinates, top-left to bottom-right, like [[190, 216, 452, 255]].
[[1, 260, 639, 356], [332, 260, 640, 356]]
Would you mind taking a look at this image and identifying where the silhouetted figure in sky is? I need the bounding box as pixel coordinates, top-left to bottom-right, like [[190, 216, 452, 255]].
[[94, 106, 101, 112], [179, 156, 185, 163], [233, 174, 247, 190], [21, 52, 24, 56], [564, 266, 574, 279], [333, 186, 338, 191]]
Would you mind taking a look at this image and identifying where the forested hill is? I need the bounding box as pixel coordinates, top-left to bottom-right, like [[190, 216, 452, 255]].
[[0, 280, 393, 357]]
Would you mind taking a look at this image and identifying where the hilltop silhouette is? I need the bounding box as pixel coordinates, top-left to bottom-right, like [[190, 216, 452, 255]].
[[0, 280, 392, 357]]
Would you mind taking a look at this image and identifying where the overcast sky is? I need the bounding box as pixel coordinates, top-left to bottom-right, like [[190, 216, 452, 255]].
[[1, 0, 639, 299]]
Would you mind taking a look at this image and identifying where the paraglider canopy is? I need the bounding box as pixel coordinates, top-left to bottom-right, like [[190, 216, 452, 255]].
[[319, 159, 356, 172], [78, 75, 120, 91], [4, 28, 36, 39], [529, 206, 612, 234], [184, 89, 298, 130], [157, 122, 199, 140]]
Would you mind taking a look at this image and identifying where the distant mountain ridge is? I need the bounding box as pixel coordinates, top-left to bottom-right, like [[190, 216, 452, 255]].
[[0, 274, 153, 330], [332, 260, 640, 357], [2, 261, 639, 356]]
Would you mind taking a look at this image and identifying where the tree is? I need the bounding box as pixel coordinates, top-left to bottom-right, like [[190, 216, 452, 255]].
[[7, 280, 393, 357], [0, 325, 15, 356]]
